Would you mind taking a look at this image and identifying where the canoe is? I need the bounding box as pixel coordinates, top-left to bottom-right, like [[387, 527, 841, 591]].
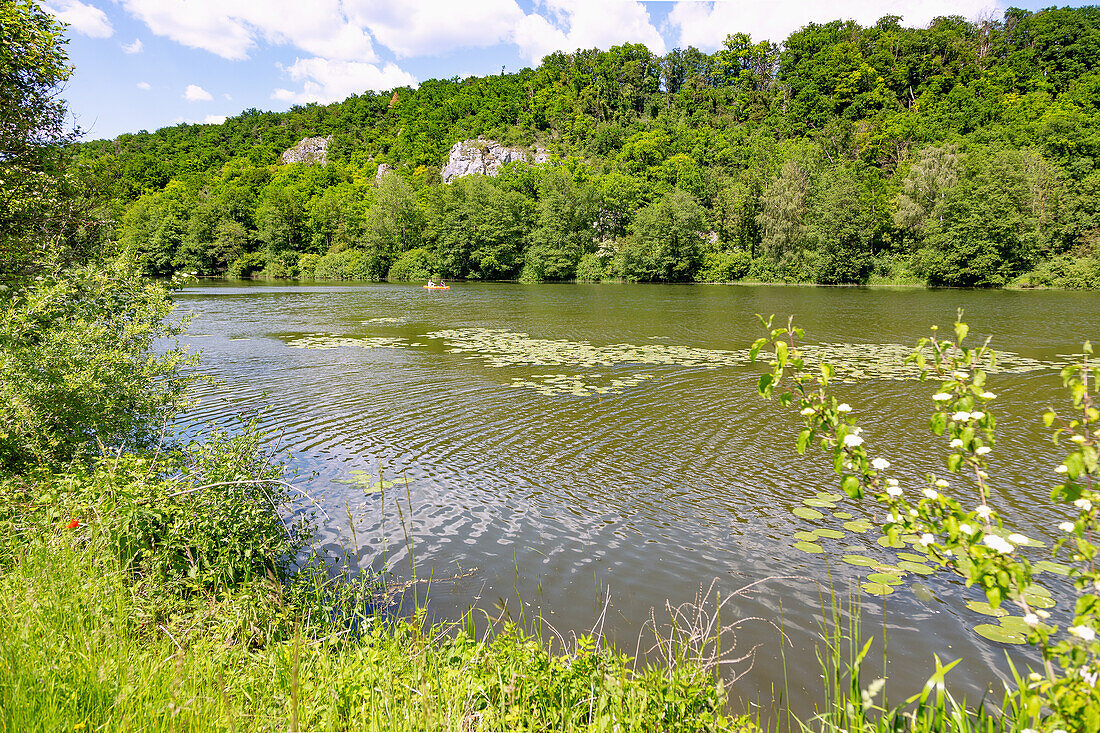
[[423, 285, 450, 290]]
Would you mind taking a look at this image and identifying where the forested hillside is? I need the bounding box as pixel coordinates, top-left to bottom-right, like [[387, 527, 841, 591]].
[[77, 7, 1100, 287]]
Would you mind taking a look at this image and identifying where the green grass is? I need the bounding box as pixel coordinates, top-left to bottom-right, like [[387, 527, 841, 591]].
[[0, 519, 757, 732]]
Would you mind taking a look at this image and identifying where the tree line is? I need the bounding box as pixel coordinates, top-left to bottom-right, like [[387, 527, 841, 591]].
[[75, 7, 1100, 287]]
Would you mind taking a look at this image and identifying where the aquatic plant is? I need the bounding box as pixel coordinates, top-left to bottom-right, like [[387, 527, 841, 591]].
[[753, 311, 1100, 730]]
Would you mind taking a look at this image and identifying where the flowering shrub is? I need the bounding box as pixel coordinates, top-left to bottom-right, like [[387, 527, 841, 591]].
[[752, 311, 1100, 731]]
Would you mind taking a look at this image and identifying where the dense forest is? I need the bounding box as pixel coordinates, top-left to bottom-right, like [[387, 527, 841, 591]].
[[76, 6, 1100, 287]]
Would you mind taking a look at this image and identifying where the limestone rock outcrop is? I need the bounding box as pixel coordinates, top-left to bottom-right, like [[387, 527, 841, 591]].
[[280, 136, 330, 166], [375, 163, 392, 186], [441, 137, 550, 183]]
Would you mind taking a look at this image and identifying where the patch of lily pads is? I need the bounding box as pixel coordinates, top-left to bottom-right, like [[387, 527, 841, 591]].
[[286, 333, 413, 350]]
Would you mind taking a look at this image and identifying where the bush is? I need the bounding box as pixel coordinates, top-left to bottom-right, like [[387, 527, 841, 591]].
[[574, 252, 607, 281], [695, 250, 752, 282], [227, 251, 265, 279], [314, 248, 383, 281], [1019, 255, 1100, 289], [0, 256, 193, 473], [297, 252, 321, 280], [386, 247, 437, 282]]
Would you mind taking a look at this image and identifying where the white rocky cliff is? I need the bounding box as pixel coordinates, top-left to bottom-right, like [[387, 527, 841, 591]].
[[441, 137, 550, 183], [280, 136, 330, 166]]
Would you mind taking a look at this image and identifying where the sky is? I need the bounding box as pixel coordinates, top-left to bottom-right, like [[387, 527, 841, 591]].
[[43, 0, 1070, 142]]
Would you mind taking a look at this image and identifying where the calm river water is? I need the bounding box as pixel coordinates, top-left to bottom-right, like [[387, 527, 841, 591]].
[[176, 281, 1098, 717]]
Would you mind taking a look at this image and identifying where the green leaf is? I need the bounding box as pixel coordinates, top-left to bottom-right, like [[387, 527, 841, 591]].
[[792, 506, 824, 521], [757, 373, 773, 396], [930, 412, 946, 435], [841, 474, 861, 499], [775, 340, 788, 367]]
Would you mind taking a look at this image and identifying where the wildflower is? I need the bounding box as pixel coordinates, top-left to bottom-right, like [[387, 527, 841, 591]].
[[932, 393, 953, 401], [935, 478, 949, 488], [1008, 533, 1030, 545], [871, 457, 890, 470], [922, 487, 939, 500], [1060, 521, 1076, 532], [800, 407, 815, 416], [975, 505, 993, 520], [843, 434, 864, 447], [975, 446, 991, 455], [953, 370, 968, 380], [950, 438, 963, 448], [1024, 613, 1039, 626], [981, 391, 996, 399], [959, 523, 974, 535], [951, 411, 971, 421], [1056, 465, 1068, 474], [1069, 625, 1096, 642], [982, 535, 1014, 554], [886, 478, 899, 487], [886, 484, 903, 498], [918, 533, 934, 547], [971, 411, 985, 420], [1075, 498, 1093, 512], [837, 403, 852, 413], [1081, 666, 1099, 686], [66, 519, 79, 529]]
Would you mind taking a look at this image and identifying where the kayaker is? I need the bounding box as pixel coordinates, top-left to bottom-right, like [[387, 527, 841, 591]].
[[439, 279, 446, 287], [427, 278, 436, 287]]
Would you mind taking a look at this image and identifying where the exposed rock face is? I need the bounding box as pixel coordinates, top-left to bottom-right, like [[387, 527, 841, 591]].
[[441, 137, 551, 184], [375, 163, 392, 186], [281, 136, 330, 166]]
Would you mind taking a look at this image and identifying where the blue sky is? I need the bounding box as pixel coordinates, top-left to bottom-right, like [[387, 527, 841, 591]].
[[45, 0, 1069, 142]]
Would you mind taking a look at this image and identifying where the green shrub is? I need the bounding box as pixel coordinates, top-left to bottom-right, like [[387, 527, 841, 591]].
[[695, 250, 752, 282], [314, 248, 383, 281], [574, 252, 607, 281], [1019, 255, 1100, 289], [296, 253, 321, 280], [227, 251, 265, 279], [386, 247, 437, 282]]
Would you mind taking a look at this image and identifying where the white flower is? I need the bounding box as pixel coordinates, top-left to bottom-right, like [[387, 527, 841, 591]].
[[919, 533, 934, 547], [886, 484, 903, 497], [843, 434, 864, 447], [935, 479, 949, 488], [1060, 521, 1076, 532], [982, 535, 1014, 554], [923, 487, 939, 500], [950, 438, 963, 448], [1082, 666, 1099, 686], [975, 446, 991, 455], [909, 509, 919, 516], [952, 411, 971, 421], [981, 391, 996, 399], [932, 393, 953, 401], [975, 504, 994, 520], [1008, 533, 1030, 545], [1070, 625, 1096, 642], [1076, 498, 1093, 512], [800, 407, 815, 416], [886, 478, 899, 487], [953, 371, 968, 380], [1056, 465, 1069, 474], [837, 403, 852, 413], [971, 411, 985, 420], [1024, 613, 1039, 626], [871, 457, 890, 470], [959, 523, 974, 535]]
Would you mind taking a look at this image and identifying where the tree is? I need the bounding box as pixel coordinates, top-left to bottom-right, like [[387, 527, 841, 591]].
[[0, 0, 79, 283], [812, 166, 875, 284], [618, 188, 705, 281], [523, 168, 596, 281]]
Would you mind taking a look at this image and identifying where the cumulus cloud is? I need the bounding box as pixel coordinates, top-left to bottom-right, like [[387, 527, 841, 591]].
[[121, 38, 144, 53], [204, 114, 227, 124], [667, 0, 999, 49], [513, 0, 665, 64], [43, 0, 113, 38], [272, 58, 418, 104], [136, 81, 151, 90], [183, 84, 213, 102], [345, 0, 524, 58]]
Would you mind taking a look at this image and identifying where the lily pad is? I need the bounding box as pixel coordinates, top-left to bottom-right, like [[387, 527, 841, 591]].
[[1018, 589, 1056, 610], [966, 600, 1007, 617], [1034, 560, 1072, 576], [898, 552, 929, 563], [814, 528, 847, 540], [803, 498, 837, 508], [793, 507, 825, 521], [974, 623, 1025, 644], [832, 511, 854, 520], [843, 520, 874, 533], [911, 583, 936, 602], [876, 536, 905, 548], [867, 572, 903, 585], [794, 541, 824, 554], [793, 531, 820, 542], [842, 554, 879, 567], [896, 560, 934, 575], [816, 492, 844, 502], [861, 582, 895, 596]]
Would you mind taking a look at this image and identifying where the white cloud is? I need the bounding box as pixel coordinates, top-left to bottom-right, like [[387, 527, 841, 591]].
[[223, 93, 233, 100], [43, 0, 113, 38], [204, 114, 227, 124], [136, 81, 151, 90], [273, 57, 417, 104], [512, 0, 665, 64], [667, 0, 999, 50], [184, 84, 213, 102], [121, 38, 144, 53], [345, 0, 524, 58]]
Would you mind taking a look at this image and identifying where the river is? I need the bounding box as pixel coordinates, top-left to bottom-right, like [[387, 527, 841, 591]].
[[175, 280, 1098, 718]]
